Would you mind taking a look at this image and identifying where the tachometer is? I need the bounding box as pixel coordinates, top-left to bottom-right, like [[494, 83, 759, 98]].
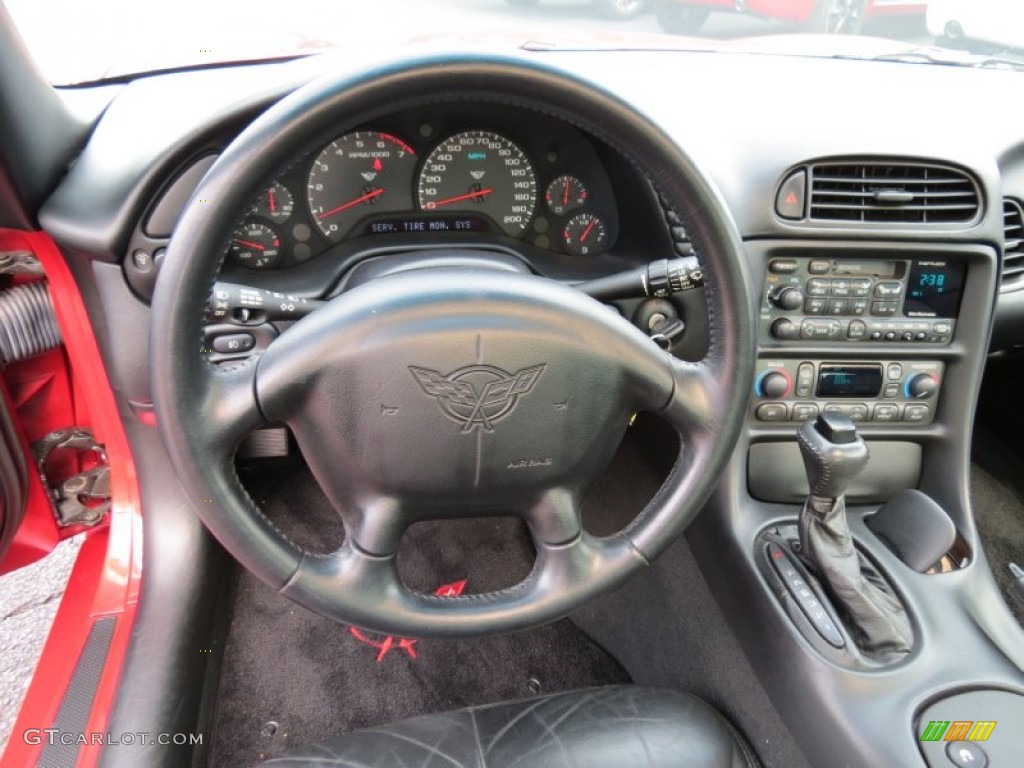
[[417, 131, 536, 236], [307, 132, 417, 242]]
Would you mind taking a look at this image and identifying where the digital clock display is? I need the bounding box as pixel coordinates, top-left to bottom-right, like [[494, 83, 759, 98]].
[[904, 260, 966, 318]]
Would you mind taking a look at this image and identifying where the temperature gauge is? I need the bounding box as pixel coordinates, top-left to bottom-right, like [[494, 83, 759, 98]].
[[562, 213, 608, 257], [545, 175, 588, 216], [229, 220, 283, 269], [250, 182, 294, 223]]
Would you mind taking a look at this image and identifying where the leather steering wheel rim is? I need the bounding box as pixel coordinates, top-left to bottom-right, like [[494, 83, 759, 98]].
[[151, 55, 754, 638]]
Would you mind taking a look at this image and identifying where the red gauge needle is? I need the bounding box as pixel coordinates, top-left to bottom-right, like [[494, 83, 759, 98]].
[[233, 239, 266, 251], [317, 187, 385, 220], [268, 187, 277, 213], [425, 187, 493, 210], [563, 178, 570, 206], [580, 218, 598, 242]]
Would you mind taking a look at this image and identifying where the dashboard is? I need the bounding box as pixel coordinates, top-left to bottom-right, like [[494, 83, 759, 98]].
[[225, 105, 623, 272]]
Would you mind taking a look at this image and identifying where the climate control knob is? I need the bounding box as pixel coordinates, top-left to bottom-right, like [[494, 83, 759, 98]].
[[905, 373, 939, 400], [771, 286, 804, 311], [757, 370, 792, 399]]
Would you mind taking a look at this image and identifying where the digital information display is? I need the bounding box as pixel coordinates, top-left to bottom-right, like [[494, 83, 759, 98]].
[[363, 215, 488, 236], [816, 364, 884, 398], [904, 260, 966, 318]]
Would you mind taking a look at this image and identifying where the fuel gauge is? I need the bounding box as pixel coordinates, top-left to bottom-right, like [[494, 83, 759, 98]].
[[545, 175, 587, 216], [562, 212, 608, 257], [250, 182, 294, 223]]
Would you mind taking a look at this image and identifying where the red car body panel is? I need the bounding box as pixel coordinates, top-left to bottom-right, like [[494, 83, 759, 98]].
[[0, 230, 142, 768], [665, 0, 926, 24]]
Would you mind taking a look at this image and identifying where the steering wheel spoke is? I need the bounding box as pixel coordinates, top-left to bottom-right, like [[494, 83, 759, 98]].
[[659, 358, 726, 437], [201, 362, 266, 456], [522, 487, 583, 546]]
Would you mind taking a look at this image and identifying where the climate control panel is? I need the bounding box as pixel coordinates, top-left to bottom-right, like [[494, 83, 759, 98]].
[[751, 359, 944, 426], [762, 256, 964, 344]]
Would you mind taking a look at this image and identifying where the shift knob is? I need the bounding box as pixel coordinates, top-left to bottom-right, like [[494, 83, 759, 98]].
[[797, 413, 870, 500]]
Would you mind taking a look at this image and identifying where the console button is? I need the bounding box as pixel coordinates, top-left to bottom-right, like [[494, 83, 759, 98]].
[[886, 364, 903, 380], [212, 333, 256, 354], [902, 332, 915, 341], [944, 741, 987, 768], [915, 332, 929, 341], [830, 279, 852, 297], [795, 363, 815, 398], [756, 403, 788, 421], [792, 403, 819, 421], [850, 278, 872, 297], [775, 170, 806, 220], [884, 331, 898, 341], [883, 383, 901, 398], [824, 403, 868, 422], [827, 299, 849, 315], [847, 320, 868, 340], [871, 301, 899, 317], [872, 403, 900, 422], [849, 299, 868, 316], [804, 298, 828, 315], [806, 278, 830, 297], [769, 259, 799, 274], [870, 331, 883, 341], [808, 259, 830, 275], [903, 404, 930, 423], [874, 281, 904, 299], [801, 319, 843, 340], [934, 321, 952, 335]]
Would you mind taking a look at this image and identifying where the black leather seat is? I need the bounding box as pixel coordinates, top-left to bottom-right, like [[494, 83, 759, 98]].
[[256, 686, 758, 767]]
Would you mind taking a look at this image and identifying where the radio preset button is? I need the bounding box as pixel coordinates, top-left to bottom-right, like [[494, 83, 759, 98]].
[[804, 298, 828, 315], [808, 260, 831, 275], [830, 279, 852, 297], [874, 281, 904, 298], [849, 299, 868, 316], [871, 301, 899, 317], [806, 278, 830, 297], [827, 299, 849, 315], [850, 279, 872, 297], [756, 403, 788, 421]]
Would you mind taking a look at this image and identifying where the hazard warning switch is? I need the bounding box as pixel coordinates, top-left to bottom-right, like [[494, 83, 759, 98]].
[[775, 170, 806, 220]]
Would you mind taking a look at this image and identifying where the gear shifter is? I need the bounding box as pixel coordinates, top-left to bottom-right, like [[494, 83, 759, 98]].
[[797, 413, 912, 654]]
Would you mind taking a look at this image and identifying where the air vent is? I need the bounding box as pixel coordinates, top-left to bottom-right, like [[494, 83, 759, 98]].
[[1003, 198, 1024, 291], [808, 162, 980, 225]]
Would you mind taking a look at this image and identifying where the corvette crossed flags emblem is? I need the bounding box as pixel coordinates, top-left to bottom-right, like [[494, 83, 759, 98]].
[[409, 363, 545, 433]]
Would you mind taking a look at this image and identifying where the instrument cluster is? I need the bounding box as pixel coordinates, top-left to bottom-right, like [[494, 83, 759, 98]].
[[225, 110, 620, 271]]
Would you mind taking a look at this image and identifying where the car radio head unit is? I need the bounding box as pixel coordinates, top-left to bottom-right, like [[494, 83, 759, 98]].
[[761, 256, 964, 344]]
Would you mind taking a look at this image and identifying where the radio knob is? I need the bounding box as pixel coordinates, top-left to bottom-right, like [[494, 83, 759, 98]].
[[770, 318, 800, 340], [905, 373, 938, 400], [757, 370, 792, 399], [771, 286, 804, 311]]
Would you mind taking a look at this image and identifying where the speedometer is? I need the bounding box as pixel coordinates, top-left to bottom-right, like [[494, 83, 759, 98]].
[[417, 131, 536, 236]]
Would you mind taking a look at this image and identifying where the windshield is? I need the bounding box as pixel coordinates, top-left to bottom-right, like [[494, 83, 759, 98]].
[[5, 0, 1024, 84]]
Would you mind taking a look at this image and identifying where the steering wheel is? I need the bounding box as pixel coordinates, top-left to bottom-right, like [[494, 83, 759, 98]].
[[151, 56, 754, 638]]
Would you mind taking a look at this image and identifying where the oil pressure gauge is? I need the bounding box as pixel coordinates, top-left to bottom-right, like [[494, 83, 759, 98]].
[[562, 212, 608, 257]]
